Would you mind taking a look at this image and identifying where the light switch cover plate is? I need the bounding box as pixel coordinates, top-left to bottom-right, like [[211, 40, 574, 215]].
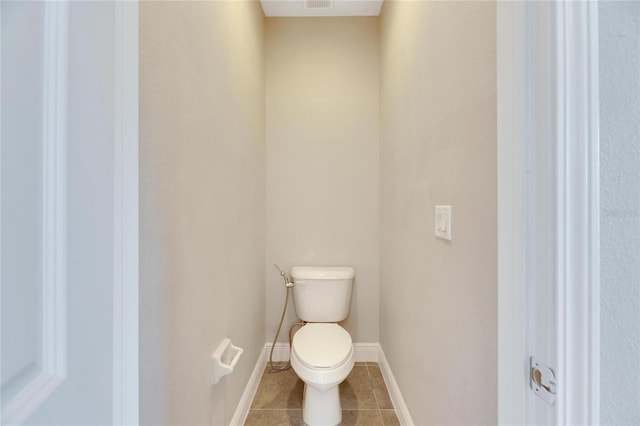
[[435, 205, 452, 240]]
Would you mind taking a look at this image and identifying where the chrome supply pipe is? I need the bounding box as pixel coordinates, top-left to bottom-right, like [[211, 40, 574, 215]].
[[269, 264, 296, 371]]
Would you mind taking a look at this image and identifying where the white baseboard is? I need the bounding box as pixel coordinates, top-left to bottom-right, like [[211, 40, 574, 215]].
[[231, 343, 414, 426], [353, 343, 380, 362], [378, 346, 415, 426], [264, 342, 289, 362], [229, 348, 266, 426]]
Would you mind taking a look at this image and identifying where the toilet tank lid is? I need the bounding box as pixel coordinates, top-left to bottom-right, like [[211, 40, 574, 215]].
[[290, 266, 355, 280]]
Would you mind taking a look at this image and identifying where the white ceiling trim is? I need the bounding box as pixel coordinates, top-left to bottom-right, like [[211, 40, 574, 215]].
[[260, 0, 384, 17]]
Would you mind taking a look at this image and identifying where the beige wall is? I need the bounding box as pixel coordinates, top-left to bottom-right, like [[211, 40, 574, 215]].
[[139, 2, 497, 423], [139, 2, 265, 425], [379, 1, 497, 424], [265, 17, 380, 343]]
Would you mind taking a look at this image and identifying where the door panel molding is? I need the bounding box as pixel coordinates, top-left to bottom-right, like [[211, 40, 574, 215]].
[[2, 2, 69, 424], [41, 0, 68, 380]]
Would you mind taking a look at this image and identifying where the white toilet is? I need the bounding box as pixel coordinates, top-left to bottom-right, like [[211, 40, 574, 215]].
[[289, 266, 355, 426]]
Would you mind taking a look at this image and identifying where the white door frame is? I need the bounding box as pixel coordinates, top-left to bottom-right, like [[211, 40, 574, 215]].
[[497, 1, 600, 424], [554, 2, 600, 424], [112, 1, 139, 425]]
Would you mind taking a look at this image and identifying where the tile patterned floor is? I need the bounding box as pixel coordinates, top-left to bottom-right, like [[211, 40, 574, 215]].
[[245, 362, 400, 426]]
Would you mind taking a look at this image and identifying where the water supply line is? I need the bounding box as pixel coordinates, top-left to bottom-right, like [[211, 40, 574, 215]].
[[269, 264, 304, 372]]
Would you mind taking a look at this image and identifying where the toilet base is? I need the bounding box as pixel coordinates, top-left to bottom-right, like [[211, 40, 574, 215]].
[[302, 382, 341, 426]]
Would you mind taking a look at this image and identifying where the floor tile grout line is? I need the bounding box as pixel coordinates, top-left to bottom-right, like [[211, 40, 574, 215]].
[[367, 363, 383, 412], [377, 406, 386, 426], [365, 363, 387, 424]]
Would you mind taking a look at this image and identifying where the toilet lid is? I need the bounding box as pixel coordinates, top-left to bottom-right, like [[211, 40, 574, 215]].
[[293, 323, 352, 370]]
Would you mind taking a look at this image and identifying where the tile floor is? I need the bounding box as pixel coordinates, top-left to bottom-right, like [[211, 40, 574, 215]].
[[245, 362, 400, 426]]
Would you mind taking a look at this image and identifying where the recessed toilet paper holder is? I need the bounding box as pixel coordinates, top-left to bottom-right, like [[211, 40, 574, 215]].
[[211, 338, 243, 385]]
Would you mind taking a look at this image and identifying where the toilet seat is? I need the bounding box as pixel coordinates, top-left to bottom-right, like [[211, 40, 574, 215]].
[[292, 323, 352, 370]]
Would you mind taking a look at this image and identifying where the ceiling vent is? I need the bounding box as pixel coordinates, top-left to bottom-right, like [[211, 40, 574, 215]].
[[304, 0, 333, 9], [260, 0, 383, 17]]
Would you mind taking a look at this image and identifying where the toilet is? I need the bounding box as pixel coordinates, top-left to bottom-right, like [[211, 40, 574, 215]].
[[289, 266, 355, 426]]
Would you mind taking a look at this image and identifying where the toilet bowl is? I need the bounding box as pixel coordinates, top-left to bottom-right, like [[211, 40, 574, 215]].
[[291, 323, 355, 426]]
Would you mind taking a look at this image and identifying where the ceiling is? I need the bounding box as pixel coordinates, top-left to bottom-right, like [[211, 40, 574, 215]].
[[260, 0, 384, 17]]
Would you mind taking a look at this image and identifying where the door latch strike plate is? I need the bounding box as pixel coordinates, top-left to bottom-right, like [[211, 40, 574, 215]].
[[530, 356, 556, 405]]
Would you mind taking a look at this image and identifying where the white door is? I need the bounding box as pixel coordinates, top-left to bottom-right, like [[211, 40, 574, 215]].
[[1, 2, 138, 425]]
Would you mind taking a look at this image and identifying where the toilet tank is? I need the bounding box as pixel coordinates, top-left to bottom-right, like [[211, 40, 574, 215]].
[[290, 266, 355, 322]]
